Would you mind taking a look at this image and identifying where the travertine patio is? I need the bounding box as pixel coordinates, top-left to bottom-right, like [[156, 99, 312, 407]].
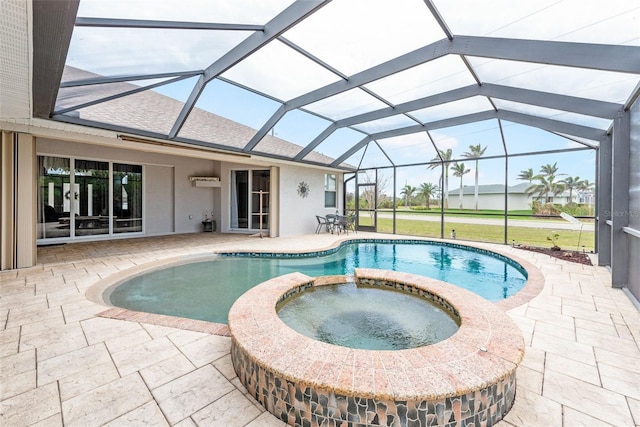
[[1, 233, 638, 426]]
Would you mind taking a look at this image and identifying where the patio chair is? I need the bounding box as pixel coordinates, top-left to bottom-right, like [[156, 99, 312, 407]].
[[336, 215, 350, 235], [326, 214, 338, 234], [346, 214, 356, 233], [315, 215, 330, 234]]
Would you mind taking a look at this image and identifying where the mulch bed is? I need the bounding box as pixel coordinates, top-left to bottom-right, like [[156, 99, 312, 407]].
[[516, 245, 593, 266]]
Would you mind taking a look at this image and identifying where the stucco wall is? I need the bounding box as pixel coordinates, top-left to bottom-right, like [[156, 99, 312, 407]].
[[214, 162, 343, 237], [36, 138, 219, 236], [279, 165, 342, 237]]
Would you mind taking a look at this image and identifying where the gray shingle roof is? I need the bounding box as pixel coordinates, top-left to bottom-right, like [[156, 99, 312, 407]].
[[58, 66, 337, 165]]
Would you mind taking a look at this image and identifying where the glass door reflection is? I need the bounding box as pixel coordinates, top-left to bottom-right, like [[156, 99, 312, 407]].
[[38, 157, 71, 239], [73, 159, 109, 236]]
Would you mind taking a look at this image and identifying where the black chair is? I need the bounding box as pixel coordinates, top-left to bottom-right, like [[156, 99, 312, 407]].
[[346, 214, 357, 233], [315, 215, 330, 234], [336, 215, 349, 234], [325, 214, 338, 234]]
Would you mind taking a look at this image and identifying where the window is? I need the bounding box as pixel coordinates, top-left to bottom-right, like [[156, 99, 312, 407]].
[[324, 173, 336, 208]]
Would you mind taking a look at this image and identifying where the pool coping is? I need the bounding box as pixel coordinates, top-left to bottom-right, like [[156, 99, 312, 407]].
[[88, 236, 544, 334], [229, 269, 524, 425]]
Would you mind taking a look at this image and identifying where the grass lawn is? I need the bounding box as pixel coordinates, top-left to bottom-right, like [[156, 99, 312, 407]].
[[381, 208, 595, 222], [380, 208, 541, 221], [368, 217, 595, 252]]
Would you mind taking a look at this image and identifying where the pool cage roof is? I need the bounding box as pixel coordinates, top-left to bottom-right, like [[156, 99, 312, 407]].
[[35, 0, 640, 171]]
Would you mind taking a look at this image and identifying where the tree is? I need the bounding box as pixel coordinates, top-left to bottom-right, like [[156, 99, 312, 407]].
[[462, 144, 487, 210], [359, 170, 391, 220], [517, 168, 535, 183], [399, 184, 417, 207], [450, 162, 470, 209], [428, 148, 453, 209], [577, 179, 595, 208], [560, 176, 582, 205], [526, 175, 565, 202], [540, 162, 560, 179], [419, 182, 438, 209], [525, 162, 566, 203]]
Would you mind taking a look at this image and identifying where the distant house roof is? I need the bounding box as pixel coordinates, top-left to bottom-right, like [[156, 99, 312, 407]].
[[56, 66, 338, 165]]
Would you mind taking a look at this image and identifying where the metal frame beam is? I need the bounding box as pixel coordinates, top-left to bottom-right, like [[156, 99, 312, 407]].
[[276, 85, 621, 160], [332, 136, 372, 167], [169, 0, 329, 139], [32, 0, 80, 118], [248, 35, 635, 153], [497, 110, 605, 141], [329, 110, 603, 167], [289, 36, 639, 113], [55, 75, 195, 115], [60, 70, 202, 88], [50, 114, 356, 171], [596, 138, 612, 266], [75, 17, 264, 31], [611, 113, 631, 287]]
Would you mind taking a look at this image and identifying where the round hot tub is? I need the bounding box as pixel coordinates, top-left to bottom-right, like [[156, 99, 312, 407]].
[[228, 269, 525, 427], [277, 281, 460, 351]]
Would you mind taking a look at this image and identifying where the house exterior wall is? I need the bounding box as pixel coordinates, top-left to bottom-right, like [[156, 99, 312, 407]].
[[37, 138, 219, 236], [449, 191, 577, 211], [35, 138, 343, 242], [448, 193, 531, 211], [278, 165, 343, 237]]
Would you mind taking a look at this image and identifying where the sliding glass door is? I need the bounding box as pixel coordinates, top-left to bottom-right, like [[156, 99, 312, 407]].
[[38, 157, 71, 239], [37, 156, 143, 242], [251, 170, 269, 230], [113, 163, 143, 233], [230, 169, 269, 231], [74, 160, 109, 236]]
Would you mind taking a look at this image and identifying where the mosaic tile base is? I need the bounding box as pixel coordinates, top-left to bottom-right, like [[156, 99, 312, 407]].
[[229, 269, 524, 427], [232, 342, 516, 427]]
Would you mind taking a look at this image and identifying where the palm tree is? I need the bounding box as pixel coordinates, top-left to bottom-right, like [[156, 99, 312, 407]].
[[517, 168, 535, 183], [526, 175, 565, 202], [540, 162, 560, 179], [561, 176, 582, 205], [428, 149, 453, 209], [578, 179, 595, 208], [462, 144, 487, 210], [399, 184, 416, 207], [419, 182, 438, 209], [532, 162, 564, 203], [451, 162, 470, 209]]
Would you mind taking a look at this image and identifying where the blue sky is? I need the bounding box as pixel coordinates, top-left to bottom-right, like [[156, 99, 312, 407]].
[[67, 0, 635, 195]]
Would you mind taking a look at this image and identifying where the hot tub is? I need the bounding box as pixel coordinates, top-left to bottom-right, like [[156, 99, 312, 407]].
[[228, 269, 525, 426]]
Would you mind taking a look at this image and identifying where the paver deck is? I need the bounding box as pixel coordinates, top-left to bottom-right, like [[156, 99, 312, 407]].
[[1, 232, 638, 426]]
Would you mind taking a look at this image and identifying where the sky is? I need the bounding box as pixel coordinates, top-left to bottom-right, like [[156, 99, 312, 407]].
[[64, 0, 639, 193]]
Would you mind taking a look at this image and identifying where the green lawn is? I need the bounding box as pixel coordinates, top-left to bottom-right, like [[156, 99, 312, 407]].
[[362, 217, 595, 252], [380, 208, 539, 221], [381, 208, 594, 222]]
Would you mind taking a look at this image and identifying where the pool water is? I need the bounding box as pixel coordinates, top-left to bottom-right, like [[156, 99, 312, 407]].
[[277, 283, 460, 350], [109, 241, 527, 324]]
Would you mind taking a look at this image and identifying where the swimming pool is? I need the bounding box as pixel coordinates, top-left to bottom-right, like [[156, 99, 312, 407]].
[[108, 239, 527, 324]]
